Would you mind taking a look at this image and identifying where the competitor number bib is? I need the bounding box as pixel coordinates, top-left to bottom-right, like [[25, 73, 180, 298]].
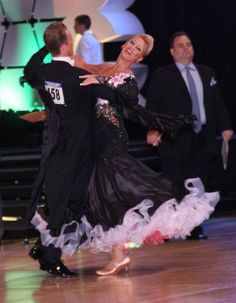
[[45, 81, 65, 105]]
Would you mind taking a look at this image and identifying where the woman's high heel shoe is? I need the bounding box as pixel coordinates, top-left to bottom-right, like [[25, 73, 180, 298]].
[[96, 256, 130, 276]]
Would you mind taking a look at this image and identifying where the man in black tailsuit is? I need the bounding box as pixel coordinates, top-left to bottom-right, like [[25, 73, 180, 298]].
[[146, 31, 233, 239], [23, 22, 97, 277]]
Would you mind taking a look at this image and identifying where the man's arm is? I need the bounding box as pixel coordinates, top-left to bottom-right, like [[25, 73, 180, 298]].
[[23, 46, 49, 87], [80, 74, 139, 107], [210, 71, 234, 140]]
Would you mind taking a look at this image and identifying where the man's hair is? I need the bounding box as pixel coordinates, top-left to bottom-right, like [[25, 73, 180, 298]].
[[74, 15, 91, 30], [169, 31, 192, 48], [43, 22, 67, 55]]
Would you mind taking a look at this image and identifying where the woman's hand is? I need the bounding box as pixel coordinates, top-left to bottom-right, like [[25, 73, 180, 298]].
[[79, 74, 99, 86]]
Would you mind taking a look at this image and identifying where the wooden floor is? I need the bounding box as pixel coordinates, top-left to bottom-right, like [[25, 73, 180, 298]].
[[1, 212, 236, 303]]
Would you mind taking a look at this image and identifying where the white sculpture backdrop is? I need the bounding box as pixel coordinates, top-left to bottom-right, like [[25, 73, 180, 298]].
[[0, 0, 148, 111]]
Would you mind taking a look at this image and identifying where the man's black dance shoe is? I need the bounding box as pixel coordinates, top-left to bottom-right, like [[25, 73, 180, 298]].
[[28, 244, 44, 260], [29, 244, 77, 278], [39, 260, 78, 278]]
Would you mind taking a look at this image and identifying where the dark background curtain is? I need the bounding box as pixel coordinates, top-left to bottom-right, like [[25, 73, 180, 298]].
[[106, 0, 236, 129]]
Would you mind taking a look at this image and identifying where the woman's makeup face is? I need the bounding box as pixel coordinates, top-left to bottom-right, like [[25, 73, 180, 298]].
[[121, 36, 146, 62]]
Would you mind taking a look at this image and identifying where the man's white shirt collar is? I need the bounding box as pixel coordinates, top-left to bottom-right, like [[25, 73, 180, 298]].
[[52, 56, 75, 66], [176, 62, 196, 72]]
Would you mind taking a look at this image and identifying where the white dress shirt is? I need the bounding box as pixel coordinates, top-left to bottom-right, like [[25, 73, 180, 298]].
[[76, 30, 103, 64], [52, 56, 75, 66]]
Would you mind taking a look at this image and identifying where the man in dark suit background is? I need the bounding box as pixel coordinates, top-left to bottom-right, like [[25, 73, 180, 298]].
[[146, 31, 234, 239], [24, 22, 97, 277]]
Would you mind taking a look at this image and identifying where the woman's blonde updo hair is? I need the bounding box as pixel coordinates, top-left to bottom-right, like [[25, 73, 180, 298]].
[[136, 34, 154, 57]]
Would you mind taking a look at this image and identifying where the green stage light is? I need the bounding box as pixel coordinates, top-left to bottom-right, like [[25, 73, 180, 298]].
[[0, 69, 45, 112], [0, 22, 51, 112]]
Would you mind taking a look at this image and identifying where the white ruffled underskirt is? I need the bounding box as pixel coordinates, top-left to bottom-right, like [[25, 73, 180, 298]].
[[31, 178, 219, 255]]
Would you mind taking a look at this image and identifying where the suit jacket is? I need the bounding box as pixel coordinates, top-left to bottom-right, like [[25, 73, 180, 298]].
[[146, 63, 232, 158]]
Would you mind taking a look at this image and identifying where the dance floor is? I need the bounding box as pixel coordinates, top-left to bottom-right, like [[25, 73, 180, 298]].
[[0, 212, 236, 303]]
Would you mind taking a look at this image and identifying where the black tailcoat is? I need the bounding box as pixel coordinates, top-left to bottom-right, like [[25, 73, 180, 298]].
[[24, 47, 95, 231]]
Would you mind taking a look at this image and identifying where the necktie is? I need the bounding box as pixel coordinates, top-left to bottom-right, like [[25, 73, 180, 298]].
[[185, 67, 202, 133]]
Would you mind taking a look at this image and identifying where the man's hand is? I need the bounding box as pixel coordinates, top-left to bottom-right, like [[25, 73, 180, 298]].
[[222, 129, 234, 142], [79, 74, 99, 86], [147, 129, 162, 146]]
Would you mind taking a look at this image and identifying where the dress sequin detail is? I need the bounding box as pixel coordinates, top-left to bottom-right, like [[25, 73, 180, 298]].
[[96, 99, 119, 127]]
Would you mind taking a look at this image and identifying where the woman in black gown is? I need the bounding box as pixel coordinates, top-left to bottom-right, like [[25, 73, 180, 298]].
[[32, 34, 219, 275]]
